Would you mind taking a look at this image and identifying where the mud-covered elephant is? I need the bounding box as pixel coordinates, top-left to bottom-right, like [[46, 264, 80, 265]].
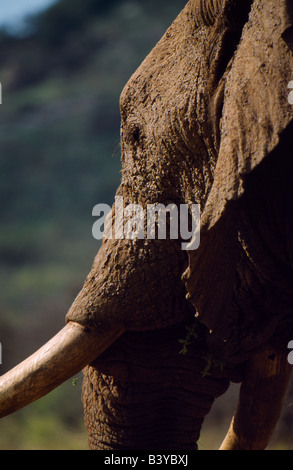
[[1, 0, 293, 450]]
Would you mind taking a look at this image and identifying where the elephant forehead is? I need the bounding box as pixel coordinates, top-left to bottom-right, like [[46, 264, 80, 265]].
[[118, 0, 235, 206]]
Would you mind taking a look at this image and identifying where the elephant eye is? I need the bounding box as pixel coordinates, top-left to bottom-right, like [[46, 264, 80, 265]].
[[131, 126, 140, 144], [124, 122, 143, 146]]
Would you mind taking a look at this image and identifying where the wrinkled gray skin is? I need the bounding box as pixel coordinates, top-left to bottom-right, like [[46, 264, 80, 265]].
[[1, 0, 293, 451], [64, 0, 293, 450]]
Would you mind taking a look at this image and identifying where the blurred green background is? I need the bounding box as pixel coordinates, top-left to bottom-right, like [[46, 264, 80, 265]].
[[0, 0, 292, 450]]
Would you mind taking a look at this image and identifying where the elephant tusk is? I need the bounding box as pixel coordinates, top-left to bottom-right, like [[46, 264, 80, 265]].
[[219, 344, 292, 450], [0, 321, 123, 418]]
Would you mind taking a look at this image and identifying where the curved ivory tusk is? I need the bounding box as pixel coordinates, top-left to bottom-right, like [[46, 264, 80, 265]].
[[219, 344, 292, 450], [0, 321, 123, 418]]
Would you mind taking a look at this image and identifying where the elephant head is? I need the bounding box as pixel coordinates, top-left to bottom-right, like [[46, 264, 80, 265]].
[[1, 0, 293, 450]]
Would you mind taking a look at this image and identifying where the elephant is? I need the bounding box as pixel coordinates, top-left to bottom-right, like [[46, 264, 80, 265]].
[[1, 0, 293, 450]]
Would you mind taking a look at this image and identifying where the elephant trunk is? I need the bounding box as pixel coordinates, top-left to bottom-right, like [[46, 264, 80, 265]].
[[81, 322, 232, 450], [0, 321, 123, 418]]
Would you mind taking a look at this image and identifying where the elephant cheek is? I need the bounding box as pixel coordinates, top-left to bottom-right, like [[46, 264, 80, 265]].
[[66, 237, 195, 332]]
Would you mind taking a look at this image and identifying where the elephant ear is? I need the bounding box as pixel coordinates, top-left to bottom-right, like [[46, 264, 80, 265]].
[[184, 0, 293, 346]]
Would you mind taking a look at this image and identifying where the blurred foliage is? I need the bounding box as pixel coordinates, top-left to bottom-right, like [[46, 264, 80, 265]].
[[0, 0, 292, 450], [28, 0, 122, 47]]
